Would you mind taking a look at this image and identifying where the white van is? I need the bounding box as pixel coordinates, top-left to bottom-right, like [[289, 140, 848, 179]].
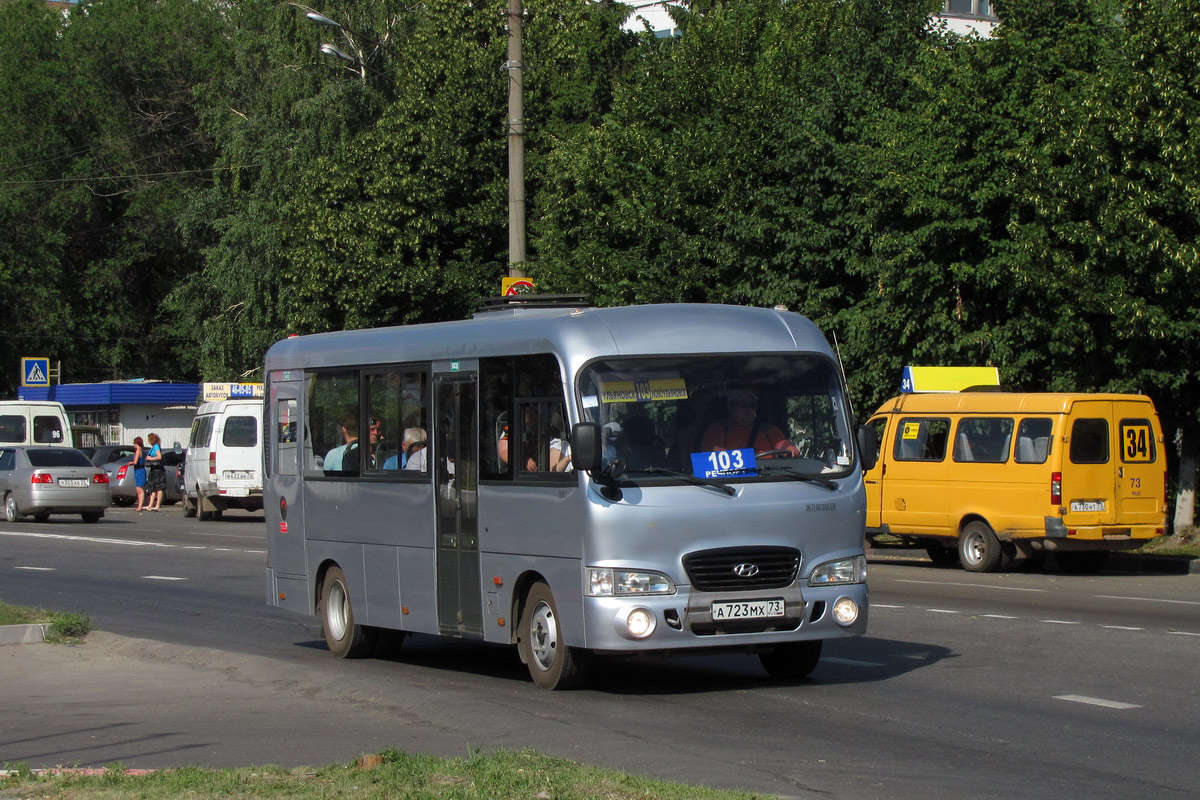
[[182, 399, 263, 520], [0, 401, 72, 448]]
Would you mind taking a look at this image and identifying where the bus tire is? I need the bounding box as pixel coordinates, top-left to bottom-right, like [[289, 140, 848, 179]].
[[759, 640, 823, 680], [959, 521, 1003, 573], [518, 582, 588, 690], [320, 565, 377, 659], [925, 541, 960, 566]]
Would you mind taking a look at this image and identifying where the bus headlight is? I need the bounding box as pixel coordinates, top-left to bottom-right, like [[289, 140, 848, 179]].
[[833, 597, 860, 626], [586, 568, 676, 596], [808, 555, 866, 586]]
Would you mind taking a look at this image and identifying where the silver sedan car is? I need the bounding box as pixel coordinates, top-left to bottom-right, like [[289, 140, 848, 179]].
[[0, 446, 111, 523]]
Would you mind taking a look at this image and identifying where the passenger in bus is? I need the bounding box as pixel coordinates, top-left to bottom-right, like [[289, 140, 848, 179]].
[[549, 411, 572, 472], [402, 427, 428, 472], [367, 418, 389, 468], [323, 415, 359, 472], [700, 389, 799, 456]]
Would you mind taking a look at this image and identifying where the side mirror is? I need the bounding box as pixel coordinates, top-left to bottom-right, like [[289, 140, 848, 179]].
[[856, 424, 879, 472], [173, 442, 184, 454], [570, 422, 603, 474]]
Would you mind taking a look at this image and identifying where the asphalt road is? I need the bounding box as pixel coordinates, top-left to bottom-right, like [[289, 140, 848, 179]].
[[2, 506, 1198, 799]]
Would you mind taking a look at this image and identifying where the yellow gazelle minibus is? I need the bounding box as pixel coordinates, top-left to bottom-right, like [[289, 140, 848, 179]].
[[863, 391, 1167, 572]]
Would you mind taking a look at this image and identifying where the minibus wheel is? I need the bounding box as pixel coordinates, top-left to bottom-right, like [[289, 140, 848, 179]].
[[518, 582, 588, 689], [759, 640, 823, 680], [959, 521, 1003, 573], [320, 565, 377, 658]]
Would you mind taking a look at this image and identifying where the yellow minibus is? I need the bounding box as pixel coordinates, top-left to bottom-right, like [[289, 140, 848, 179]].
[[863, 392, 1167, 572]]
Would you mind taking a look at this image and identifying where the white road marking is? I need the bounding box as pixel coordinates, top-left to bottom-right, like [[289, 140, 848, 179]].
[[15, 566, 55, 571], [1097, 595, 1200, 607], [1167, 631, 1200, 637], [0, 530, 172, 547], [1054, 695, 1141, 710], [823, 657, 885, 668], [982, 614, 1019, 619], [1101, 625, 1143, 631], [1040, 619, 1080, 625], [142, 576, 187, 581], [872, 603, 904, 608], [895, 579, 1045, 593], [927, 609, 959, 614]]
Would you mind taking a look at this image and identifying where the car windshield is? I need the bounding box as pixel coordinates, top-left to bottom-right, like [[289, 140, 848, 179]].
[[577, 354, 856, 483], [27, 448, 92, 468]]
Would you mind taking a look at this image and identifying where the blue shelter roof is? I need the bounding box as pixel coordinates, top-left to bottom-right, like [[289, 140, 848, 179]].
[[18, 382, 201, 407]]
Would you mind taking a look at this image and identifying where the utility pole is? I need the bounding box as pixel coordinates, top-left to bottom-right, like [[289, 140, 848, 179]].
[[505, 0, 526, 278]]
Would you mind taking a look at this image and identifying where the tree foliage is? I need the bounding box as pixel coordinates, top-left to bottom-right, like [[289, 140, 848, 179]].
[[0, 0, 1197, 505]]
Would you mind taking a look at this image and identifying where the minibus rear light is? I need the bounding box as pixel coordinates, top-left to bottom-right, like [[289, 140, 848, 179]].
[[209, 451, 216, 477], [1051, 472, 1062, 505]]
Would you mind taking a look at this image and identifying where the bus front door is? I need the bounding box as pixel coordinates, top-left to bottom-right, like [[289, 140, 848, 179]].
[[434, 372, 482, 638]]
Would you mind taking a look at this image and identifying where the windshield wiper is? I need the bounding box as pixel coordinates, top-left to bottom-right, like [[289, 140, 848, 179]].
[[756, 464, 839, 490], [640, 467, 737, 496]]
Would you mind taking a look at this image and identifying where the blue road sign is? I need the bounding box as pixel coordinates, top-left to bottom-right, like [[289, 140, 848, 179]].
[[21, 357, 50, 388]]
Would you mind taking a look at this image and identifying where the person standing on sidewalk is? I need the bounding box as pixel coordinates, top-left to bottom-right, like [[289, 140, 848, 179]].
[[132, 436, 148, 512], [144, 433, 165, 512]]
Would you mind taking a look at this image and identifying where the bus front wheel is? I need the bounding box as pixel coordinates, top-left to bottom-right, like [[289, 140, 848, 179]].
[[320, 565, 377, 659], [759, 640, 823, 680], [518, 582, 588, 690], [959, 521, 1004, 573]]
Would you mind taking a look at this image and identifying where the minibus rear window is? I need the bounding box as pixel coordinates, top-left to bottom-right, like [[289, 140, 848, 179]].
[[0, 415, 26, 443], [1069, 418, 1109, 464]]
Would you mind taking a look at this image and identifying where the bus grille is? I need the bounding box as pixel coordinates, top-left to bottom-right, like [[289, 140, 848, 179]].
[[683, 547, 801, 592]]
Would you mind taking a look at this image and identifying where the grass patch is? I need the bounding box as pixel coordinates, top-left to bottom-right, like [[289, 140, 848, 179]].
[[0, 749, 767, 799], [0, 600, 91, 642], [1138, 526, 1200, 558]]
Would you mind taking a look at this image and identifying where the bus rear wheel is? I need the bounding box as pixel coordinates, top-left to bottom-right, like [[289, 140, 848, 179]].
[[320, 565, 377, 658], [518, 582, 588, 690], [759, 640, 823, 680], [959, 521, 1004, 573]]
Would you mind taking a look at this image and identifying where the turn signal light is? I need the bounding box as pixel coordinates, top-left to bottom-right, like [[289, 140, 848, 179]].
[[1050, 471, 1062, 505]]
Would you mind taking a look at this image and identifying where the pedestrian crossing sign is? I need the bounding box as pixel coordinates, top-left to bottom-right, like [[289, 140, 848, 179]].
[[21, 357, 50, 388]]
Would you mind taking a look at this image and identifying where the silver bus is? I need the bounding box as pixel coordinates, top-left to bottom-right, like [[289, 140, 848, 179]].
[[263, 298, 876, 689]]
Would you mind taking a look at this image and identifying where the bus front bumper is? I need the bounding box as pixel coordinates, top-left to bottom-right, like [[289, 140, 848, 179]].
[[582, 582, 868, 655]]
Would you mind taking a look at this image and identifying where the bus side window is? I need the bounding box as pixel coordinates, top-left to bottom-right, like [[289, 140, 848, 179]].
[[307, 370, 360, 475], [1015, 418, 1053, 464], [894, 418, 949, 462]]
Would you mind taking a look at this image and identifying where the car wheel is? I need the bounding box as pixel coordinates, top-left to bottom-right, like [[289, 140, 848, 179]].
[[4, 493, 22, 522], [518, 582, 589, 689]]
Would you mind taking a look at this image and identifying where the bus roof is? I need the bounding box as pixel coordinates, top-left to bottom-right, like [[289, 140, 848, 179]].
[[872, 392, 1158, 417], [264, 304, 836, 376]]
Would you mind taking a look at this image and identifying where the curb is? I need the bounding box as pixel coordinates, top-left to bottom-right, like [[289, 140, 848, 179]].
[[0, 623, 46, 646]]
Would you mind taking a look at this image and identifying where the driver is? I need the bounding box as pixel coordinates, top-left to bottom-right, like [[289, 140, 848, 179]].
[[700, 389, 799, 456]]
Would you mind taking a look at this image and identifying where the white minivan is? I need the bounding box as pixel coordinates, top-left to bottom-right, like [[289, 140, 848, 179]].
[[182, 399, 263, 520], [0, 401, 72, 448]]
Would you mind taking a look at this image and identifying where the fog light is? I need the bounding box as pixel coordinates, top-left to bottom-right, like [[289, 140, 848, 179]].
[[626, 608, 656, 638], [833, 597, 859, 626]]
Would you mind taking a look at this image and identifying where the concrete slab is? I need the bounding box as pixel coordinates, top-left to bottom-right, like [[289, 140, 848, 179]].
[[0, 623, 46, 645]]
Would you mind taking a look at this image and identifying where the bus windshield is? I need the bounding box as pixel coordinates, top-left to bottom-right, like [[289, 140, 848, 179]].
[[578, 354, 855, 482]]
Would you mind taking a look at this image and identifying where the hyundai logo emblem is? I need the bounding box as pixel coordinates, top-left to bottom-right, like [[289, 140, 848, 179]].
[[733, 563, 759, 578]]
